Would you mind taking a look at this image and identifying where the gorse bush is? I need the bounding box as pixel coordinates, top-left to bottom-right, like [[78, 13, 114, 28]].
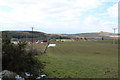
[[2, 34, 44, 78]]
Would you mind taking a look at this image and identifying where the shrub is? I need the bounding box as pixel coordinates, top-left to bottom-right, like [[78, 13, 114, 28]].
[[2, 34, 44, 78]]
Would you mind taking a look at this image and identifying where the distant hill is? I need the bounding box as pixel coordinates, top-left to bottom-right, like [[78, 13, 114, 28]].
[[1, 31, 70, 41], [60, 32, 119, 38], [2, 31, 47, 39], [1, 31, 119, 41]]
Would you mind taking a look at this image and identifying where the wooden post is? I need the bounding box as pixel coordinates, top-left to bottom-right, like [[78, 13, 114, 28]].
[[43, 37, 50, 53], [43, 42, 49, 53]]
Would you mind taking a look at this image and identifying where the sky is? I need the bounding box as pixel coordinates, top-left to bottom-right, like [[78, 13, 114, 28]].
[[0, 0, 119, 34]]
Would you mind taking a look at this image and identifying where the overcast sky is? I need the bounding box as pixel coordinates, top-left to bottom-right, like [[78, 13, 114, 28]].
[[0, 0, 119, 34]]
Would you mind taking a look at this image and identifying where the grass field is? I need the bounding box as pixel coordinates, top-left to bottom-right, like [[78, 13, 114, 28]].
[[34, 40, 118, 78]]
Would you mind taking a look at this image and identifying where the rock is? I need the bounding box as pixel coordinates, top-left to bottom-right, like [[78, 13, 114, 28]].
[[0, 70, 17, 78]]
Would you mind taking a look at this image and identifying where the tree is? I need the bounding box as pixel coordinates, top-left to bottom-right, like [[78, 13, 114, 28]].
[[2, 34, 44, 78]]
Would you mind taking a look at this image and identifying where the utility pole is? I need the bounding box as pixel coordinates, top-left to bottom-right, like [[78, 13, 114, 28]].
[[31, 27, 34, 50], [112, 28, 117, 44]]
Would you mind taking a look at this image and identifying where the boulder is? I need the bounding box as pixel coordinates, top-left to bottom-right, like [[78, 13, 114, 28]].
[[0, 70, 17, 78]]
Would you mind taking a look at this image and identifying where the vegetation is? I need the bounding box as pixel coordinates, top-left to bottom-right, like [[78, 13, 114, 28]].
[[2, 31, 71, 42], [2, 34, 44, 78], [1, 31, 119, 78], [36, 40, 118, 78], [2, 31, 48, 40]]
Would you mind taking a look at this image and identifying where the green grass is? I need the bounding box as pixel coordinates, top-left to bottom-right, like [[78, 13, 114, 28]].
[[36, 40, 118, 78]]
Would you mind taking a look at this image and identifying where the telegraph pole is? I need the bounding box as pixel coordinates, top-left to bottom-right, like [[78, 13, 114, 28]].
[[31, 27, 34, 50], [112, 28, 117, 44]]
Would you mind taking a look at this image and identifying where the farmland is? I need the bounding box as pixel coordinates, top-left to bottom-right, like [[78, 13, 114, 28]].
[[2, 31, 118, 78], [34, 40, 118, 78]]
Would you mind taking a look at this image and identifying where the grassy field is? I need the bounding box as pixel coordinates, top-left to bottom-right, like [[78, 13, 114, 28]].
[[34, 40, 118, 78]]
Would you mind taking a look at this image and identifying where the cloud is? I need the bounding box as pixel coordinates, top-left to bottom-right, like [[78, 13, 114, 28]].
[[101, 0, 119, 2], [107, 3, 118, 18], [0, 0, 118, 33], [83, 15, 117, 32], [0, 0, 102, 22], [74, 0, 101, 9], [83, 15, 101, 26], [99, 3, 118, 18]]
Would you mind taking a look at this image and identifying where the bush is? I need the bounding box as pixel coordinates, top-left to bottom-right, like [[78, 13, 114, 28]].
[[2, 34, 44, 78]]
